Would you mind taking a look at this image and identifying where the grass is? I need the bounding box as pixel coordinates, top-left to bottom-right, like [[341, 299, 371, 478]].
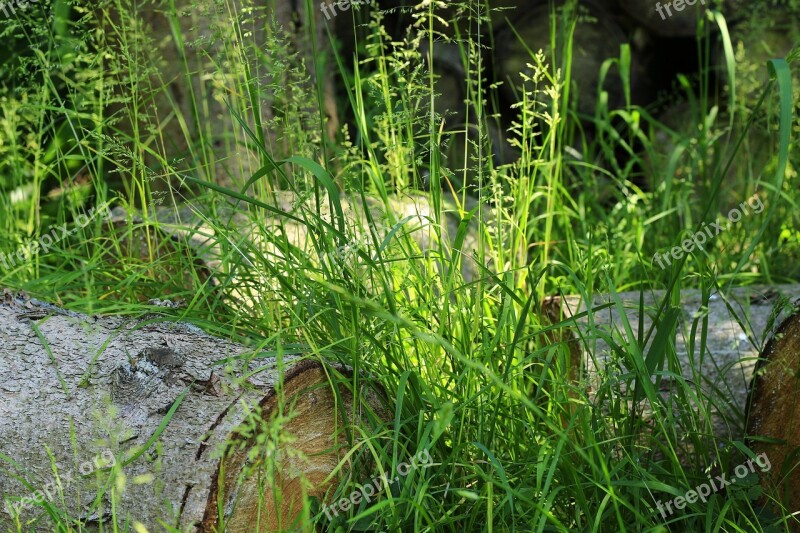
[[0, 0, 798, 530]]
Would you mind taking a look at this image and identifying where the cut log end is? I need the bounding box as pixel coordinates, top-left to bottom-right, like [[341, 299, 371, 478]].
[[746, 306, 800, 514], [0, 296, 387, 532], [199, 361, 370, 532]]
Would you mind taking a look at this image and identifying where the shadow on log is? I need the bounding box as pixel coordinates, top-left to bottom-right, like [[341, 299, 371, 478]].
[[0, 292, 386, 531], [746, 305, 800, 522]]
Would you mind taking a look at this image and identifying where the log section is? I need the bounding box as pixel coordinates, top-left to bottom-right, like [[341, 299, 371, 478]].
[[561, 285, 800, 441], [746, 307, 800, 518], [0, 292, 385, 531]]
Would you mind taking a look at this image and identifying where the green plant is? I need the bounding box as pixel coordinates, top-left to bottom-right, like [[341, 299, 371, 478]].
[[0, 0, 798, 530]]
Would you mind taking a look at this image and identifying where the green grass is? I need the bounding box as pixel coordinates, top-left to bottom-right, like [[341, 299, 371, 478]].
[[0, 0, 798, 530]]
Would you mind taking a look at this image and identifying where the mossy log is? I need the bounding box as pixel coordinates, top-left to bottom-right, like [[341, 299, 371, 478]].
[[746, 306, 800, 517], [0, 292, 385, 531]]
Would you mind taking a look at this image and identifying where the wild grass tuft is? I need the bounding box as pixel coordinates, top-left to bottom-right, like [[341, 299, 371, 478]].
[[0, 0, 797, 530]]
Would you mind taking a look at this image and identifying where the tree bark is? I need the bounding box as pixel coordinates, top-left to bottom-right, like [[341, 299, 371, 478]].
[[0, 291, 385, 531], [746, 307, 800, 518], [560, 285, 800, 442], [109, 190, 498, 287]]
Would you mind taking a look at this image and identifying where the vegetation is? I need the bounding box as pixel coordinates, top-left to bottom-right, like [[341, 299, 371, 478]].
[[0, 0, 797, 530]]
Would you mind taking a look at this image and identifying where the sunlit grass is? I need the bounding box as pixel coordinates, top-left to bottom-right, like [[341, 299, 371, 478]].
[[0, 0, 797, 530]]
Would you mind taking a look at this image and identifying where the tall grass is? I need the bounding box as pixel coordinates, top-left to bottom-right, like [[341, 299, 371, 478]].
[[0, 0, 797, 530]]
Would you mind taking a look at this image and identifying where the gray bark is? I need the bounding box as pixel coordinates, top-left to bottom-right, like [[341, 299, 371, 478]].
[[560, 285, 800, 441], [112, 191, 498, 286], [0, 292, 375, 531]]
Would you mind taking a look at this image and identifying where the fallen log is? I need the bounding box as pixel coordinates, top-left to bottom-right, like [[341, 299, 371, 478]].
[[561, 285, 800, 444], [0, 292, 386, 531], [108, 190, 501, 291], [746, 306, 800, 517]]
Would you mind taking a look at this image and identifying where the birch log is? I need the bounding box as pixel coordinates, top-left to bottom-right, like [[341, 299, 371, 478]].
[[0, 292, 385, 531], [560, 285, 800, 442]]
